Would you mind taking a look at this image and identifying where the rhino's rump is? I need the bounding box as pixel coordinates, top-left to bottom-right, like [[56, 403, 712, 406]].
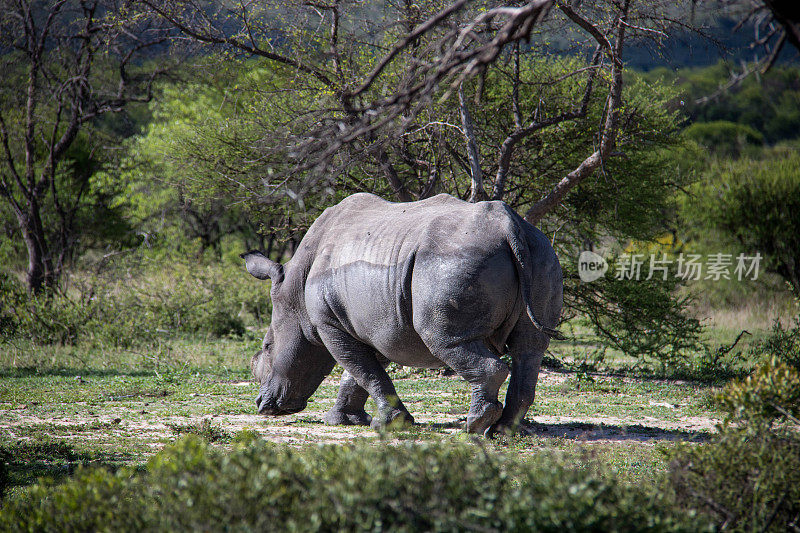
[[302, 194, 524, 367]]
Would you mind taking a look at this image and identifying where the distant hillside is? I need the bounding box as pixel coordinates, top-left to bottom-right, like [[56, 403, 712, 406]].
[[626, 16, 798, 71]]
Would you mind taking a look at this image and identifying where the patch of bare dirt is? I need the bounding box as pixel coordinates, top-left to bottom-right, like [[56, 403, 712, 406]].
[[1, 407, 718, 447], [0, 370, 719, 448]]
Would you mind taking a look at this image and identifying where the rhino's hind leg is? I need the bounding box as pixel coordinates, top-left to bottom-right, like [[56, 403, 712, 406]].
[[317, 327, 414, 429], [486, 325, 549, 437], [430, 340, 509, 435], [485, 353, 542, 437]]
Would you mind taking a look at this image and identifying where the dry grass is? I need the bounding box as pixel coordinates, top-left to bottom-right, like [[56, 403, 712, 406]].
[[691, 298, 795, 333]]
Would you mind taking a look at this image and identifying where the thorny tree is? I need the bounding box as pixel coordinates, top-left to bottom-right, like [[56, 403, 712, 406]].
[[132, 0, 706, 361], [693, 0, 800, 103], [0, 0, 174, 292], [136, 1, 694, 220]]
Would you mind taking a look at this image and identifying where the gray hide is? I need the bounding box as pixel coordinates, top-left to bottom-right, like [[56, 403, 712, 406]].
[[243, 193, 563, 436]]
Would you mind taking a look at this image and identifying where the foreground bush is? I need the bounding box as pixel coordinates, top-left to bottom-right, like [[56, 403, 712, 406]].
[[1, 436, 705, 532], [669, 427, 800, 533], [718, 316, 800, 424], [668, 317, 800, 532]]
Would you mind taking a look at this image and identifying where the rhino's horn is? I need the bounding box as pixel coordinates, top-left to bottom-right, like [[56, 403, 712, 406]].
[[240, 250, 284, 283]]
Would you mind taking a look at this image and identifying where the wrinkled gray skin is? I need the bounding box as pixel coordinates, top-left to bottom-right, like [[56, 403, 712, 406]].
[[243, 193, 562, 436]]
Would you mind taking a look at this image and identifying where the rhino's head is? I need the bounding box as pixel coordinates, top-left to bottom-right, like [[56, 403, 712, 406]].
[[242, 250, 334, 416]]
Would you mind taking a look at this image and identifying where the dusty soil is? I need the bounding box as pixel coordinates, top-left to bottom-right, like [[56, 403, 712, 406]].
[[0, 370, 720, 447]]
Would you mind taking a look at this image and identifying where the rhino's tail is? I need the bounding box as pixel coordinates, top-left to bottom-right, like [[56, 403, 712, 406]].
[[505, 216, 565, 341]]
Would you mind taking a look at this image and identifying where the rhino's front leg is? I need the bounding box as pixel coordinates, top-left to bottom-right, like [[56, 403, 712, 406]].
[[317, 326, 414, 429], [324, 371, 372, 426], [326, 353, 393, 426]]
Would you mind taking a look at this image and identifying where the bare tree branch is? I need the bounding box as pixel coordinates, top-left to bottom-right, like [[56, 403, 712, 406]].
[[0, 0, 177, 291], [137, 0, 338, 90], [349, 0, 471, 98], [289, 0, 555, 180], [491, 45, 602, 201], [459, 83, 485, 202], [525, 0, 630, 224]]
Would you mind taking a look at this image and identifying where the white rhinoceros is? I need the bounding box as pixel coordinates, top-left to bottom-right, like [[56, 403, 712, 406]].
[[242, 192, 562, 436]]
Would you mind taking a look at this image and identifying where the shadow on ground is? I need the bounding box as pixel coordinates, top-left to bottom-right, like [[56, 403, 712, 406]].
[[520, 421, 711, 443], [280, 418, 711, 443], [0, 441, 138, 495]]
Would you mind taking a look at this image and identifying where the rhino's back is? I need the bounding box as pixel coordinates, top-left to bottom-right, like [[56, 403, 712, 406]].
[[301, 193, 523, 367], [306, 192, 515, 264]]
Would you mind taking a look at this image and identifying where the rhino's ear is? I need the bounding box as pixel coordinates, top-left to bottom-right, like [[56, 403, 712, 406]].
[[240, 250, 284, 283]]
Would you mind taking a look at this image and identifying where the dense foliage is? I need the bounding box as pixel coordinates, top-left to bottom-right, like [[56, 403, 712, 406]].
[[0, 435, 706, 532], [682, 120, 764, 157], [0, 249, 269, 348], [567, 267, 703, 370], [669, 318, 800, 532], [669, 426, 800, 533], [718, 317, 800, 425], [683, 144, 800, 295]]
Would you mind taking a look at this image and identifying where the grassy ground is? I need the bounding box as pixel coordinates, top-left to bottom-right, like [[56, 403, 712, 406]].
[[1, 332, 751, 501]]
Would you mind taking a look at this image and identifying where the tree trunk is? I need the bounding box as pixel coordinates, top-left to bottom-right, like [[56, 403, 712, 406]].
[[377, 149, 412, 202], [265, 233, 275, 259], [17, 201, 52, 294], [459, 84, 486, 203]]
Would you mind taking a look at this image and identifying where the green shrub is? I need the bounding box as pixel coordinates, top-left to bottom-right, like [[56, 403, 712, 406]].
[[0, 251, 270, 348], [757, 315, 800, 369], [568, 261, 704, 372], [683, 121, 763, 157], [1, 436, 706, 532], [672, 344, 749, 383], [167, 419, 233, 443], [719, 358, 800, 423], [0, 270, 97, 345], [684, 144, 800, 295], [668, 317, 800, 532], [717, 317, 800, 424], [668, 427, 800, 533]]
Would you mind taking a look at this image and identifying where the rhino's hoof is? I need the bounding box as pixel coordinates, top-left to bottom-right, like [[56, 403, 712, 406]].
[[324, 409, 372, 426], [466, 401, 503, 435], [485, 422, 514, 438], [371, 410, 414, 431]]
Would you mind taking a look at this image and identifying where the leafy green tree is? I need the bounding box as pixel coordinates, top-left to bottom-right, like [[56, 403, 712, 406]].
[[0, 0, 174, 292], [124, 11, 702, 361], [116, 66, 294, 256], [686, 143, 800, 295]]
